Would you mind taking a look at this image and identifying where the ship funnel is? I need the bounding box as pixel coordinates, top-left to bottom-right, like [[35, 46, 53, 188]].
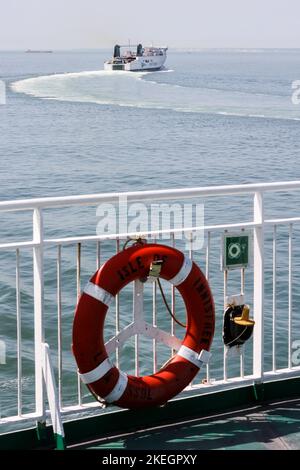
[[113, 45, 121, 58], [137, 44, 143, 56]]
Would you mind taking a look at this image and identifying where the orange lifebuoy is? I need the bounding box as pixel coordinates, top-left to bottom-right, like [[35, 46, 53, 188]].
[[72, 243, 215, 409]]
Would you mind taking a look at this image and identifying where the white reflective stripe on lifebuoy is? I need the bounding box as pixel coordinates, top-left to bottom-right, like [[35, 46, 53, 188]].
[[104, 370, 128, 403], [178, 345, 211, 368], [84, 282, 114, 307], [79, 358, 113, 384], [169, 256, 193, 286]]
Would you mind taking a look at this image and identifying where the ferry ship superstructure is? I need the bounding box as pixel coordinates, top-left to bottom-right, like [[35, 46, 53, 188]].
[[104, 44, 167, 71]]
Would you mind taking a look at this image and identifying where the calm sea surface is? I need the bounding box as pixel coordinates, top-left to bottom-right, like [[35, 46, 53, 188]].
[[1, 50, 300, 428]]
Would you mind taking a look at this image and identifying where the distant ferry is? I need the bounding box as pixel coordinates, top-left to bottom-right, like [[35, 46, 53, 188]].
[[26, 49, 53, 53], [104, 43, 167, 71]]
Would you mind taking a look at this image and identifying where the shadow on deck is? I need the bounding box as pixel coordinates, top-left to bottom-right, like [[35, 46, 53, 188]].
[[71, 398, 300, 450]]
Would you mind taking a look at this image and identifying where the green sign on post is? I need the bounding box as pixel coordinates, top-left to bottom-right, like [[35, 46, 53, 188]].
[[222, 232, 250, 270]]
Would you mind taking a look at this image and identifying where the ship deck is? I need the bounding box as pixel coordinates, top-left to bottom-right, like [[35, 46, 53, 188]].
[[70, 397, 300, 450]]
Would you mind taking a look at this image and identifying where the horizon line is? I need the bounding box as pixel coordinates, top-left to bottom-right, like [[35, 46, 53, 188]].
[[1, 46, 300, 52]]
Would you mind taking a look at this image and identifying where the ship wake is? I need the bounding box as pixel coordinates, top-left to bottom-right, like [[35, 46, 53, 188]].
[[11, 70, 300, 121]]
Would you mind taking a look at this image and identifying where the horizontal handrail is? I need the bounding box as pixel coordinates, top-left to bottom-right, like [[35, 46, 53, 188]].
[[1, 180, 300, 212], [0, 241, 40, 251], [42, 222, 258, 246], [1, 217, 300, 251]]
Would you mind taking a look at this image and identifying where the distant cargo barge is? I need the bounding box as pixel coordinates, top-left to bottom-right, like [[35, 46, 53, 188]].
[[25, 49, 53, 53]]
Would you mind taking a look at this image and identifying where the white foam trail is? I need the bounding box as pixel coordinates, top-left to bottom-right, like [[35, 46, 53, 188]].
[[11, 69, 300, 122]]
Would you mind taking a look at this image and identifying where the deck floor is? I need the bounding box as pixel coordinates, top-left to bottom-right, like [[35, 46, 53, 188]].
[[70, 397, 300, 450]]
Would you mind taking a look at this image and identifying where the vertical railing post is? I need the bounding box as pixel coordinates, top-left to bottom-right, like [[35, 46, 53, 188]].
[[152, 281, 157, 374], [205, 231, 211, 383], [133, 280, 144, 377], [240, 268, 245, 378], [33, 208, 46, 422], [272, 225, 277, 372], [57, 245, 62, 409], [76, 243, 82, 406], [253, 192, 264, 381], [115, 239, 120, 368], [16, 248, 22, 416], [223, 269, 228, 381], [288, 223, 293, 369]]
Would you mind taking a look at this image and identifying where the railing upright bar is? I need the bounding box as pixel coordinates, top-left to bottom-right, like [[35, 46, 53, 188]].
[[189, 232, 193, 260], [152, 281, 157, 374], [57, 245, 63, 409], [153, 235, 157, 373], [240, 351, 245, 379], [253, 192, 264, 381], [272, 225, 277, 372], [96, 241, 101, 270], [240, 267, 245, 378], [223, 269, 228, 381], [171, 233, 176, 356], [241, 268, 245, 295], [33, 208, 46, 421], [189, 233, 197, 385], [133, 280, 144, 377], [76, 243, 82, 406], [206, 231, 211, 281], [16, 248, 22, 416], [288, 223, 293, 369], [206, 231, 211, 383], [116, 239, 120, 368], [76, 243, 81, 300], [224, 263, 228, 304]]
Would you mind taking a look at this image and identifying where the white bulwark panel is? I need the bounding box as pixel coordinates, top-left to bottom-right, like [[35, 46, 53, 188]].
[[222, 231, 251, 270]]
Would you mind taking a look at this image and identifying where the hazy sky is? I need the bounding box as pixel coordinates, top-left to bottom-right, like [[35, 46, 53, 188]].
[[1, 0, 300, 50]]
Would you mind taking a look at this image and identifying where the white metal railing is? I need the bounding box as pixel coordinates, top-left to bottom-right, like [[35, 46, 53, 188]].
[[1, 181, 300, 435]]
